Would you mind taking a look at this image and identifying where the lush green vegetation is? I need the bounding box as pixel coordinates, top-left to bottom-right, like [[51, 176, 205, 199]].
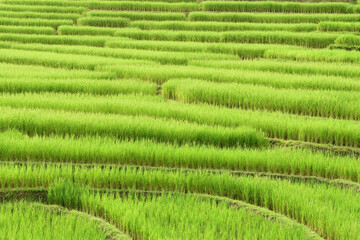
[[190, 58, 360, 78], [0, 201, 109, 239], [87, 10, 186, 21], [188, 12, 360, 23], [199, 1, 360, 14], [0, 106, 268, 147], [0, 0, 359, 238], [1, 165, 360, 239], [114, 28, 339, 48], [78, 17, 130, 28], [0, 17, 72, 28], [1, 130, 360, 182], [130, 21, 317, 32], [81, 192, 314, 239], [0, 92, 358, 147], [163, 79, 360, 120]]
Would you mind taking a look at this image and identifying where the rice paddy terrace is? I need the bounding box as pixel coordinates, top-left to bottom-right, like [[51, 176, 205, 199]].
[[0, 0, 360, 238]]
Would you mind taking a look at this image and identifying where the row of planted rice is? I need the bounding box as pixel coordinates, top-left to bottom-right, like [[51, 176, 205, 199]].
[[0, 0, 359, 238]]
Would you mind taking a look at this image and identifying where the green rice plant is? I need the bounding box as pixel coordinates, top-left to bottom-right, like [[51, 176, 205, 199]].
[[0, 17, 73, 28], [163, 79, 360, 120], [328, 44, 360, 51], [218, 31, 338, 48], [264, 47, 360, 63], [0, 33, 109, 46], [219, 0, 355, 2], [0, 25, 54, 35], [328, 34, 360, 50], [0, 4, 87, 13], [334, 34, 360, 45], [79, 0, 196, 2], [48, 180, 86, 209], [3, 40, 185, 64], [189, 58, 360, 78], [0, 48, 156, 70], [1, 165, 360, 239], [1, 92, 358, 148], [85, 1, 199, 11], [77, 17, 130, 28], [106, 39, 299, 58], [0, 201, 108, 239], [2, 0, 88, 7], [188, 12, 360, 23], [0, 106, 268, 148], [2, 0, 199, 12], [208, 0, 356, 2], [2, 129, 360, 181], [0, 10, 81, 20], [58, 25, 117, 36], [0, 62, 115, 80], [2, 41, 237, 65], [130, 20, 317, 32], [114, 28, 339, 48], [87, 10, 186, 21], [0, 78, 158, 95], [80, 171, 360, 240], [318, 21, 360, 32], [82, 193, 313, 240], [200, 1, 359, 14], [104, 61, 360, 92]]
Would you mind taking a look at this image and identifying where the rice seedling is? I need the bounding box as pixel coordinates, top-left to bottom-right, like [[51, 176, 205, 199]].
[[48, 180, 86, 209], [0, 10, 81, 20], [200, 1, 359, 14], [2, 41, 238, 65], [0, 0, 359, 237], [189, 58, 360, 78], [58, 25, 117, 36], [0, 48, 156, 70], [0, 78, 158, 95], [2, 0, 199, 12], [114, 28, 339, 48], [0, 4, 86, 13], [2, 129, 360, 181], [130, 20, 317, 32], [104, 61, 360, 92], [264, 47, 360, 63], [0, 62, 116, 80], [231, 0, 355, 2], [0, 33, 111, 46], [1, 164, 360, 239], [0, 17, 73, 28], [0, 25, 54, 35], [318, 21, 360, 32], [77, 17, 130, 28], [84, 1, 199, 12], [106, 39, 299, 58], [163, 79, 360, 120], [328, 44, 360, 51], [188, 12, 360, 23], [87, 10, 186, 21], [0, 106, 268, 148], [106, 38, 360, 63], [77, 0, 197, 2], [0, 201, 108, 239], [0, 92, 358, 148], [81, 192, 314, 240], [334, 34, 360, 45], [47, 189, 133, 240], [327, 34, 360, 50]]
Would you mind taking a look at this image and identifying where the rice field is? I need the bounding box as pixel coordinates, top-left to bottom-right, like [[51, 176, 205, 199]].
[[0, 0, 359, 238]]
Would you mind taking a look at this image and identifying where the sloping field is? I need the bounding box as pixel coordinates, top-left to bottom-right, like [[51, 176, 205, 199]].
[[0, 0, 359, 238]]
